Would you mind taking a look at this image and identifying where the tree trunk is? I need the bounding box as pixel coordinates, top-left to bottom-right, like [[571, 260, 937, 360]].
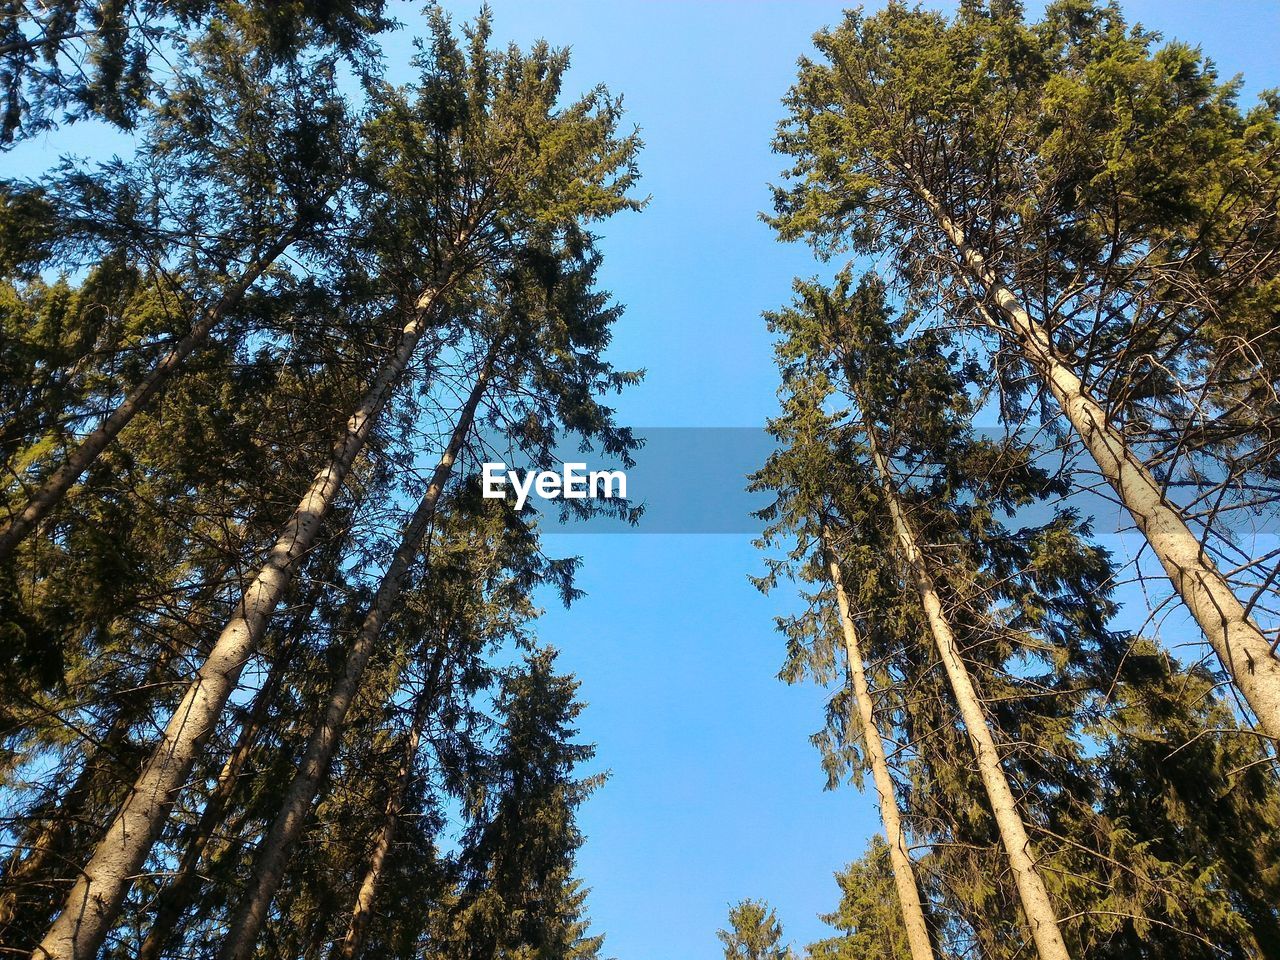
[[134, 574, 324, 960], [821, 526, 936, 960], [905, 167, 1280, 743], [0, 559, 233, 938], [331, 641, 449, 960], [217, 350, 496, 960], [0, 235, 296, 562], [863, 422, 1073, 960], [32, 283, 454, 960]]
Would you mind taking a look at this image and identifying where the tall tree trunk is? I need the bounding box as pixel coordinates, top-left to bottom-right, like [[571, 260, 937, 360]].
[[134, 573, 326, 960], [862, 421, 1073, 960], [0, 559, 233, 937], [904, 166, 1280, 743], [330, 640, 449, 960], [33, 282, 455, 960], [0, 234, 297, 562], [217, 350, 496, 960], [821, 525, 936, 960]]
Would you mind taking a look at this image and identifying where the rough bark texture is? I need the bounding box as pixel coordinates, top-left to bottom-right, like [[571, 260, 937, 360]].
[[865, 426, 1073, 960], [0, 236, 295, 562], [217, 353, 495, 960], [134, 588, 312, 960], [32, 285, 451, 960], [0, 560, 232, 942], [822, 528, 936, 960], [906, 168, 1280, 743]]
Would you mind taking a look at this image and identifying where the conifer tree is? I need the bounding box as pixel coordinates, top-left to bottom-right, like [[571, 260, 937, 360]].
[[0, 0, 390, 145], [751, 359, 935, 958], [435, 647, 606, 960], [758, 271, 1278, 956], [807, 837, 911, 960], [718, 900, 792, 960], [0, 19, 357, 564], [770, 0, 1280, 741], [29, 12, 640, 959]]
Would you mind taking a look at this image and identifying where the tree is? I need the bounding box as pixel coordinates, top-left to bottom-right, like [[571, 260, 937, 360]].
[[29, 10, 641, 959], [718, 899, 792, 960], [808, 837, 910, 960], [758, 271, 1278, 956], [0, 21, 352, 563], [770, 0, 1280, 742], [0, 0, 390, 145], [437, 647, 606, 960], [219, 214, 638, 955], [750, 324, 934, 958]]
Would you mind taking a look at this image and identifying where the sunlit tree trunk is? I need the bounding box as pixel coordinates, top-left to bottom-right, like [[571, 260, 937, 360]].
[[0, 235, 297, 562], [217, 350, 496, 960], [33, 282, 455, 960], [134, 573, 326, 960], [906, 167, 1280, 743], [862, 420, 1073, 960], [0, 559, 233, 935], [821, 525, 936, 960]]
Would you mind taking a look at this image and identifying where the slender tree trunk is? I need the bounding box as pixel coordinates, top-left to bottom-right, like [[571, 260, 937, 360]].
[[331, 642, 448, 960], [905, 167, 1280, 743], [134, 574, 325, 960], [821, 526, 936, 960], [0, 235, 297, 562], [217, 350, 496, 960], [862, 421, 1073, 960], [32, 283, 455, 960], [0, 559, 233, 936]]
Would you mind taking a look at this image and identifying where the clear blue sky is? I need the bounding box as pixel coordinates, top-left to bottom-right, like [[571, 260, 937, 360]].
[[8, 2, 1278, 957], [408, 3, 1280, 959]]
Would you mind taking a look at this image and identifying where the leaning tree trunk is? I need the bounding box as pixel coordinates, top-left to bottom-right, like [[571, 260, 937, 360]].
[[821, 525, 936, 960], [331, 636, 451, 960], [0, 558, 234, 941], [862, 421, 1073, 960], [32, 280, 457, 960], [217, 350, 496, 960], [134, 571, 328, 960], [904, 166, 1280, 743], [0, 233, 298, 562]]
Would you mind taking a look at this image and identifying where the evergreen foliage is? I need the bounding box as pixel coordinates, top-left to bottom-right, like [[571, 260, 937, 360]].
[[1, 7, 633, 958], [718, 899, 793, 960]]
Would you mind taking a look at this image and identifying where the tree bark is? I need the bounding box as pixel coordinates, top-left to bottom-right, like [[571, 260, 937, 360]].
[[133, 574, 324, 960], [905, 167, 1280, 743], [32, 283, 454, 960], [217, 350, 496, 960], [0, 235, 296, 562], [0, 559, 233, 938], [862, 422, 1073, 960], [821, 526, 936, 960]]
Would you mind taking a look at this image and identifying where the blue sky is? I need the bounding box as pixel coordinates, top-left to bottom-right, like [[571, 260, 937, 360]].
[[8, 2, 1279, 957], [406, 2, 1280, 959]]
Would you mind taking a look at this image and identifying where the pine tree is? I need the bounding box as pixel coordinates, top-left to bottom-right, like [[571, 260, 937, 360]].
[[27, 10, 641, 959], [718, 900, 792, 960], [0, 17, 359, 564], [0, 0, 390, 145], [758, 270, 1278, 956], [436, 647, 606, 960], [751, 329, 934, 958], [808, 837, 911, 960], [769, 0, 1280, 741]]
